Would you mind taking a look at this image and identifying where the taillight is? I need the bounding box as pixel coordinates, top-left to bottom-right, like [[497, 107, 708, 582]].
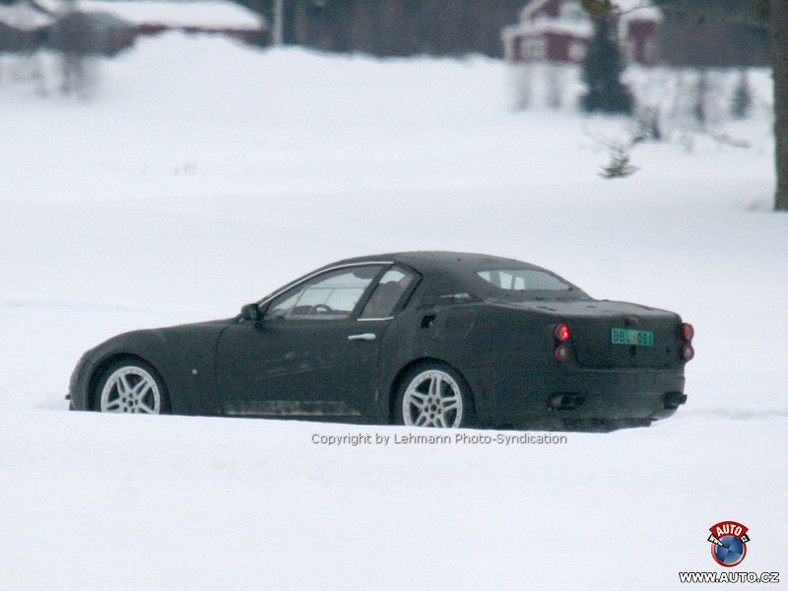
[[553, 323, 571, 362], [554, 324, 570, 342], [679, 322, 694, 361], [554, 344, 570, 362], [681, 344, 695, 361]]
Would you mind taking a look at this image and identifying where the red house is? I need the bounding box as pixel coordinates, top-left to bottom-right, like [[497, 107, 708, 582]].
[[503, 0, 662, 66]]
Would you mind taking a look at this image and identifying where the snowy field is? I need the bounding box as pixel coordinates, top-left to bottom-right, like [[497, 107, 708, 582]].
[[1, 34, 786, 589]]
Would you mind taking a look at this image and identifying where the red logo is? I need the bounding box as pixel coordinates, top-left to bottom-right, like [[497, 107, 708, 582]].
[[708, 521, 750, 567]]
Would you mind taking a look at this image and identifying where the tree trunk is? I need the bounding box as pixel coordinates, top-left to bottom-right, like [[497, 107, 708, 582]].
[[772, 0, 788, 210]]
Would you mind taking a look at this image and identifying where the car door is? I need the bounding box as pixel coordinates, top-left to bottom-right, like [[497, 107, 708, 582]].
[[215, 264, 403, 420]]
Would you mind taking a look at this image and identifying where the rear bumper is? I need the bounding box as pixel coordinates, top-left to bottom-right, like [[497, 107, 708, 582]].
[[477, 366, 687, 431]]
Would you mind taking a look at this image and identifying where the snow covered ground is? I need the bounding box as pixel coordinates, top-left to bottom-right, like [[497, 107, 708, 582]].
[[1, 35, 786, 589]]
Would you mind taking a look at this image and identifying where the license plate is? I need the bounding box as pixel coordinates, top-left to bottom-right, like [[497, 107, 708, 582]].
[[611, 328, 654, 347]]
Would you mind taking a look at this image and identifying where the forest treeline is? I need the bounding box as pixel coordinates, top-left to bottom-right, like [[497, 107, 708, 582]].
[[241, 0, 770, 65]]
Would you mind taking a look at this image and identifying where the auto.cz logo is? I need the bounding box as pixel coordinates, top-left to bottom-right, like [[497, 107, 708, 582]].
[[708, 521, 749, 567], [676, 522, 780, 584]]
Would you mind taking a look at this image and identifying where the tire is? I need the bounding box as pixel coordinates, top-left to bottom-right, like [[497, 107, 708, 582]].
[[94, 360, 170, 414], [394, 363, 474, 428]]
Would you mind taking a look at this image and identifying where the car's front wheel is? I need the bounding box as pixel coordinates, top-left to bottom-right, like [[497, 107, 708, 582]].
[[395, 364, 473, 428], [95, 360, 169, 414]]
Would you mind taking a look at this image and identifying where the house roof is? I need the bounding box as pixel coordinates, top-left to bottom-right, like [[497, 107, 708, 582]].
[[34, 0, 263, 30], [82, 0, 262, 29], [520, 0, 661, 23], [0, 2, 54, 30], [505, 19, 592, 39]]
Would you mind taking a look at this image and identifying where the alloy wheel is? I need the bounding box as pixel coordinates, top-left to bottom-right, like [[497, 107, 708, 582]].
[[401, 369, 464, 428], [99, 366, 162, 414]]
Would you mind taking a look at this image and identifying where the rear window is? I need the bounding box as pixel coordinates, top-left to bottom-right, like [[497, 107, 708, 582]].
[[476, 269, 572, 292]]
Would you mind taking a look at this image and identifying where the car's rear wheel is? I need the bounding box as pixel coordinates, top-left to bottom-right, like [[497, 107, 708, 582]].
[[395, 364, 473, 428], [95, 360, 169, 414]]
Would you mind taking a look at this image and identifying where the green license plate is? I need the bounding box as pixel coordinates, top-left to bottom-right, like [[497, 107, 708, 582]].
[[611, 328, 655, 347]]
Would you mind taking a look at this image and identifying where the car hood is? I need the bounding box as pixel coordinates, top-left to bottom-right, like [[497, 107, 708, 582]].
[[84, 318, 235, 364]]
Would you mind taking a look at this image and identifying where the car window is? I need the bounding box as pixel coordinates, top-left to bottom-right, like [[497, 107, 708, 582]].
[[265, 265, 383, 320], [476, 269, 572, 292], [359, 267, 417, 319]]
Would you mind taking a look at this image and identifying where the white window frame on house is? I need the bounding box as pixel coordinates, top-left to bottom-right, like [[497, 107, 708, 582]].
[[524, 36, 547, 60], [568, 39, 587, 62]]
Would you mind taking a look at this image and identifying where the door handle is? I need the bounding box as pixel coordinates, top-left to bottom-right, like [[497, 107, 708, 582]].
[[348, 333, 376, 341]]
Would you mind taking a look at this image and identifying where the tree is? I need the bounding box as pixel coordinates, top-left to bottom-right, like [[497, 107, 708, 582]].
[[693, 69, 709, 127], [241, 0, 527, 56], [600, 148, 640, 178], [771, 0, 788, 210], [580, 14, 634, 114], [731, 69, 753, 119]]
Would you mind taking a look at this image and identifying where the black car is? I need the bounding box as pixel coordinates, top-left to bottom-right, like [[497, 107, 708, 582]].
[[68, 252, 694, 431]]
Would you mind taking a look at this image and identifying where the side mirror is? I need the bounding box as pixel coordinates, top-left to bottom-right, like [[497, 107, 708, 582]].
[[240, 303, 262, 322]]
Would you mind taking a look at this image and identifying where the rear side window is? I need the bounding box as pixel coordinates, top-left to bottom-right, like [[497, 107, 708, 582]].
[[476, 269, 572, 292], [360, 267, 417, 319]]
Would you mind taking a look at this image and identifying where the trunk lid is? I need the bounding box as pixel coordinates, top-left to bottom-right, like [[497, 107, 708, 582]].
[[491, 298, 684, 369]]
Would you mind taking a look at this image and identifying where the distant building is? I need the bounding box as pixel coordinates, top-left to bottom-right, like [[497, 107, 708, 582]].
[[502, 0, 661, 109], [8, 0, 266, 53], [77, 0, 266, 45], [502, 0, 662, 66]]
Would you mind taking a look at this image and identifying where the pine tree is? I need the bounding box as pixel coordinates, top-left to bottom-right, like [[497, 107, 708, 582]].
[[580, 15, 634, 114], [599, 148, 639, 178]]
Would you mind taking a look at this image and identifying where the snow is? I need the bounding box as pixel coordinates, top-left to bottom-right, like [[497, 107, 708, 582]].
[[0, 2, 54, 30], [77, 0, 263, 30], [507, 18, 594, 39], [1, 34, 786, 589]]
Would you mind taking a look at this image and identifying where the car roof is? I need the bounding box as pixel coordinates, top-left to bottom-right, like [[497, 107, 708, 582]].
[[260, 251, 581, 305], [330, 251, 543, 275]]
